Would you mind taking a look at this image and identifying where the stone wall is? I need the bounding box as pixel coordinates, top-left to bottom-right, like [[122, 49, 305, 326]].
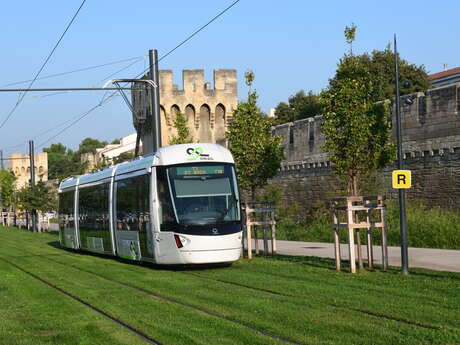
[[270, 83, 460, 210], [271, 151, 460, 213]]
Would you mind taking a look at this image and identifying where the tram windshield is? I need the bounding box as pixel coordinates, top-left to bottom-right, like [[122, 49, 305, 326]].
[[161, 163, 240, 226]]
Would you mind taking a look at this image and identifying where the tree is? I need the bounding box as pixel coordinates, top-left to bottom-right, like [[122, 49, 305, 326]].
[[0, 170, 16, 210], [78, 137, 108, 154], [113, 152, 135, 165], [321, 27, 396, 196], [91, 156, 110, 172], [16, 181, 57, 213], [329, 46, 430, 102], [169, 111, 193, 145], [43, 143, 86, 181], [43, 143, 67, 155], [226, 73, 284, 200], [344, 23, 356, 54], [274, 90, 322, 124]]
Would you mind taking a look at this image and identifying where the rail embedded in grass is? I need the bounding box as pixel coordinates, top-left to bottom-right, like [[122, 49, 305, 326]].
[[14, 246, 300, 345], [1, 227, 459, 345], [0, 255, 163, 345]]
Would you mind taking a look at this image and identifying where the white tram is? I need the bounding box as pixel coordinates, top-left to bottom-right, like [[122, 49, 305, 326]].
[[58, 143, 242, 264]]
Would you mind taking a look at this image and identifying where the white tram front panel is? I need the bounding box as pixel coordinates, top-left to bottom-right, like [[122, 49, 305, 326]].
[[153, 144, 243, 264]]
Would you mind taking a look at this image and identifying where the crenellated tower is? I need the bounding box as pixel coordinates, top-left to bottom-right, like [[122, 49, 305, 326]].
[[132, 69, 237, 147]]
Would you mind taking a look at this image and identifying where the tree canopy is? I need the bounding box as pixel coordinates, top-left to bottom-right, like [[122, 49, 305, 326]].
[[78, 137, 108, 154], [274, 90, 322, 124], [16, 181, 57, 214], [113, 152, 135, 165], [329, 46, 430, 103], [43, 137, 120, 180], [0, 170, 17, 209], [43, 143, 86, 181], [321, 27, 396, 196], [226, 73, 284, 199], [274, 34, 430, 126]]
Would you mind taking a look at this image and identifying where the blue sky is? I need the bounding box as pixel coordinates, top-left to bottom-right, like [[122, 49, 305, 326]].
[[1, 0, 459, 156]]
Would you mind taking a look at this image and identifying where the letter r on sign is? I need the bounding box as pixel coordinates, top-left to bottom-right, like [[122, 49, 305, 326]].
[[392, 170, 411, 189]]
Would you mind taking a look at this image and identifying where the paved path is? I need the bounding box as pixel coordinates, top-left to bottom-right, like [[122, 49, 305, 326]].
[[257, 240, 460, 273]]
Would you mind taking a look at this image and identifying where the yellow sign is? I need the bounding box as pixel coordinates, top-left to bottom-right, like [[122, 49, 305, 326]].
[[392, 170, 411, 189]]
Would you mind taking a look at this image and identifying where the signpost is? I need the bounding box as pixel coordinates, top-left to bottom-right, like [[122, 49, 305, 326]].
[[392, 170, 411, 189], [394, 35, 409, 275]]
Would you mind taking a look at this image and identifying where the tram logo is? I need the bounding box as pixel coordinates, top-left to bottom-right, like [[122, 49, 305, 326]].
[[186, 147, 212, 161]]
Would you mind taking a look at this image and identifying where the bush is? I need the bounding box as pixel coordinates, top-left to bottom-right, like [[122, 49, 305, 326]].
[[274, 200, 460, 249], [386, 201, 460, 249]]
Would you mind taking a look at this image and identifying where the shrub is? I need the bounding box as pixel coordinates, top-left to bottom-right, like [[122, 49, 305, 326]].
[[274, 199, 460, 249]]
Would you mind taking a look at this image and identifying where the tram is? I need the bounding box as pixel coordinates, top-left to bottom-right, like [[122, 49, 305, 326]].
[[58, 143, 242, 264]]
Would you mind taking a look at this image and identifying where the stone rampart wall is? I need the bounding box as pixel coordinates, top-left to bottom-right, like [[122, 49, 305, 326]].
[[270, 83, 460, 210], [273, 83, 460, 171], [270, 151, 460, 213]]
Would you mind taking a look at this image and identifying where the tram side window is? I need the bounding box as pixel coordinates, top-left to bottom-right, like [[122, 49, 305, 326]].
[[156, 168, 176, 230], [78, 183, 111, 250], [58, 191, 74, 230], [116, 175, 150, 232]]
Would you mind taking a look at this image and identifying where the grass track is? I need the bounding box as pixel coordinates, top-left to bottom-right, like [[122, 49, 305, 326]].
[[0, 227, 459, 345]]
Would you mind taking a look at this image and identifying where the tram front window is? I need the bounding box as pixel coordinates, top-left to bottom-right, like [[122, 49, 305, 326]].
[[166, 164, 240, 225]]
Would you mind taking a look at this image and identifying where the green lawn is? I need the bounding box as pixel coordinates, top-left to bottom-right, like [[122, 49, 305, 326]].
[[0, 226, 459, 345]]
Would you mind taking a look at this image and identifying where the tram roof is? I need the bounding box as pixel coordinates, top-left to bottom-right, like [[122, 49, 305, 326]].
[[59, 143, 233, 191]]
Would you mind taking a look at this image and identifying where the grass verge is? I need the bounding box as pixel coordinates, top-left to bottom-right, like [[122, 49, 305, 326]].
[[0, 226, 459, 345]]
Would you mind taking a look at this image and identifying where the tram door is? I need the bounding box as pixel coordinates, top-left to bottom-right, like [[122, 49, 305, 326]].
[[114, 174, 154, 260], [58, 189, 78, 249]]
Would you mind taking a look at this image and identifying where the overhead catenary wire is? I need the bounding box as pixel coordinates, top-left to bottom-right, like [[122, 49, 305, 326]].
[[1, 56, 144, 88], [0, 0, 88, 130], [21, 57, 144, 101], [36, 93, 119, 150], [3, 0, 242, 152]]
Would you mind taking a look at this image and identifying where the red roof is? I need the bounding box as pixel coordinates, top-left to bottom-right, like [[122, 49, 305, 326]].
[[428, 67, 460, 80]]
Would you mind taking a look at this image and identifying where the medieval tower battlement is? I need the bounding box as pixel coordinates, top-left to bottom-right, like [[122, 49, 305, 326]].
[[132, 69, 237, 147], [159, 69, 237, 146]]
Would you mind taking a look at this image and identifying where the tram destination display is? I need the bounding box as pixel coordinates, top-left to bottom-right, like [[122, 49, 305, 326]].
[[176, 165, 225, 176]]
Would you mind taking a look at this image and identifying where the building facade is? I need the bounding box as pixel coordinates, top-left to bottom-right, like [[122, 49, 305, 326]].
[[8, 152, 48, 188], [429, 67, 460, 88], [80, 133, 138, 171]]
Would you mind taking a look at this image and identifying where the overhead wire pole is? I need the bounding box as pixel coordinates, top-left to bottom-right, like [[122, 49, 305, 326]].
[[29, 140, 37, 233], [150, 49, 162, 153], [394, 34, 409, 275]]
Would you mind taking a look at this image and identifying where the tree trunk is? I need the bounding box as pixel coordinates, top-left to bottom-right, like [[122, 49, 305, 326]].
[[350, 174, 359, 196], [13, 206, 17, 227], [251, 186, 256, 202]]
